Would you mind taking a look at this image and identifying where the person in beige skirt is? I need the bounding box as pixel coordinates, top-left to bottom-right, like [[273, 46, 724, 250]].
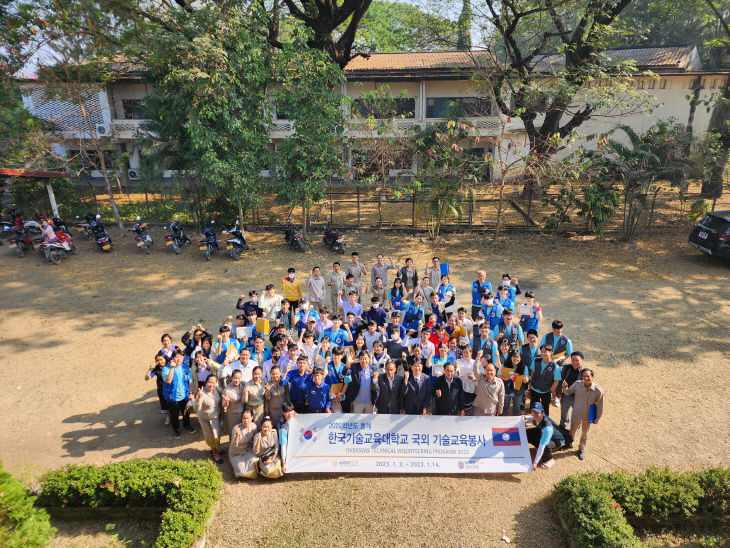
[[253, 416, 282, 479], [229, 409, 258, 479], [195, 374, 224, 464], [221, 369, 245, 441], [244, 365, 266, 427], [472, 361, 505, 416], [265, 365, 290, 426]]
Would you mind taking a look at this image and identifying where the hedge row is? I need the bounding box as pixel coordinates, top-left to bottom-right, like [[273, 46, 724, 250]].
[[38, 458, 222, 548], [553, 467, 730, 548], [0, 464, 55, 548]]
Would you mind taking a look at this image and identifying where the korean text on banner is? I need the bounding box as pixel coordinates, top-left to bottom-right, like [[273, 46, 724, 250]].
[[286, 414, 532, 474]]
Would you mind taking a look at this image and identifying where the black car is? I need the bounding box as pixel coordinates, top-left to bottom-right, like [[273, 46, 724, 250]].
[[688, 210, 730, 258]]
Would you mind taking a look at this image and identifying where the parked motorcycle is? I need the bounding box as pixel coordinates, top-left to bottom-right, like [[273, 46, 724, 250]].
[[222, 220, 249, 261], [131, 216, 153, 254], [37, 230, 76, 264], [3, 209, 41, 237], [163, 221, 191, 255], [322, 217, 345, 254], [75, 215, 93, 240], [7, 225, 43, 257], [33, 210, 70, 235], [283, 223, 306, 252], [199, 223, 218, 261], [84, 213, 113, 252]]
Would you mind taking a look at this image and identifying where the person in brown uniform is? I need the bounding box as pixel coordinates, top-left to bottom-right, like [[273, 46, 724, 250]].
[[563, 368, 604, 460], [265, 365, 290, 426], [221, 370, 245, 441], [229, 409, 258, 479], [253, 417, 283, 479], [244, 366, 266, 427], [195, 374, 224, 464]]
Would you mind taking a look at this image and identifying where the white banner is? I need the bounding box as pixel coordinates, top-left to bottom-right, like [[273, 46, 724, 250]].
[[286, 414, 532, 474]]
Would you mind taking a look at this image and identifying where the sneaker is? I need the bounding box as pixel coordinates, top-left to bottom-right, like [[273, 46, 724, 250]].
[[165, 415, 170, 425], [539, 459, 555, 469], [182, 425, 196, 433], [578, 450, 586, 460], [173, 431, 182, 440], [161, 409, 168, 415], [552, 397, 560, 408]]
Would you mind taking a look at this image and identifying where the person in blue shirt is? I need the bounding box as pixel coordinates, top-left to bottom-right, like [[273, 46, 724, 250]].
[[338, 290, 364, 327], [319, 315, 352, 348], [524, 402, 567, 470], [495, 285, 516, 312], [498, 273, 521, 301], [281, 356, 312, 414], [530, 344, 562, 417], [305, 368, 332, 413], [471, 270, 492, 319], [479, 293, 504, 330], [519, 291, 542, 333], [401, 294, 425, 334], [493, 337, 511, 370], [214, 325, 240, 364], [295, 298, 320, 336], [539, 320, 573, 365], [162, 349, 195, 439], [387, 278, 407, 318], [490, 309, 524, 348], [520, 329, 540, 371], [325, 347, 346, 387], [437, 274, 456, 317]]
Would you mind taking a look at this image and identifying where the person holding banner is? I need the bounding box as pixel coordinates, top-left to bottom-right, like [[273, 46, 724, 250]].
[[374, 361, 404, 414], [229, 409, 258, 479], [433, 363, 465, 416], [254, 417, 283, 478], [472, 360, 504, 416], [277, 402, 295, 473], [525, 402, 567, 470], [402, 357, 431, 415], [562, 368, 603, 460]]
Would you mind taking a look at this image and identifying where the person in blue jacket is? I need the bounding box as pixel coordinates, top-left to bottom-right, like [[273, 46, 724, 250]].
[[479, 293, 504, 330], [281, 355, 312, 414], [470, 270, 492, 319], [525, 402, 568, 470], [305, 368, 332, 413], [162, 349, 195, 439]]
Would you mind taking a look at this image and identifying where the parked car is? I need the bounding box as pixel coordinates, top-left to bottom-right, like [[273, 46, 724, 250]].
[[688, 210, 730, 258]]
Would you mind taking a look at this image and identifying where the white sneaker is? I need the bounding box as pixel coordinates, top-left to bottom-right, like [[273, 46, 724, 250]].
[[552, 397, 560, 408], [165, 415, 170, 425], [539, 459, 555, 469]]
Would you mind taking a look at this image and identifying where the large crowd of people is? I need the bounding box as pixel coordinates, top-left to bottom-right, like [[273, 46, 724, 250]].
[[144, 253, 604, 478]]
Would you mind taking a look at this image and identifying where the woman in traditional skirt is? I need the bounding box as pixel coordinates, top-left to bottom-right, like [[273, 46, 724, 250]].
[[264, 365, 290, 426], [244, 365, 266, 427], [195, 374, 224, 464], [253, 416, 282, 479], [222, 369, 245, 441], [229, 409, 258, 479]]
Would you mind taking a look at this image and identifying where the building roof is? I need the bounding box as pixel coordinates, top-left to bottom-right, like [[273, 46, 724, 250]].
[[0, 168, 70, 179], [533, 45, 701, 73], [345, 51, 486, 72]]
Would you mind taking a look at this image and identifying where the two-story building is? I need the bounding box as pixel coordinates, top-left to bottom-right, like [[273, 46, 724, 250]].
[[19, 44, 728, 180]]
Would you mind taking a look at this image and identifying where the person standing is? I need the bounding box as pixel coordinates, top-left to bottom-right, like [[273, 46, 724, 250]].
[[559, 351, 585, 428], [304, 368, 332, 413], [265, 365, 289, 425], [221, 370, 246, 441], [281, 268, 303, 309], [326, 262, 346, 314], [281, 356, 312, 414], [399, 258, 418, 297], [374, 361, 404, 414], [455, 345, 478, 414], [306, 266, 326, 312], [401, 360, 431, 415], [424, 257, 442, 289], [540, 320, 573, 365], [471, 270, 492, 320], [563, 369, 603, 460], [244, 366, 266, 427], [432, 363, 465, 416], [371, 254, 397, 289], [195, 374, 224, 464], [529, 344, 561, 417], [261, 284, 283, 321], [472, 361, 504, 416], [162, 349, 195, 439], [346, 252, 368, 300], [344, 352, 376, 414]]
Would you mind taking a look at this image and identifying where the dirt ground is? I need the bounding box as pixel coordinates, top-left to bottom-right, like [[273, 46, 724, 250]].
[[1, 224, 729, 547]]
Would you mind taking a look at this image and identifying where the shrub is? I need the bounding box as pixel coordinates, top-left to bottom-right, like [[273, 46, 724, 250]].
[[38, 458, 222, 548], [553, 467, 730, 548], [689, 198, 713, 222], [0, 463, 55, 548]]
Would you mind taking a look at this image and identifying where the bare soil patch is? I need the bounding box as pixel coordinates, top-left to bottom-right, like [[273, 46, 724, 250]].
[[1, 226, 728, 547]]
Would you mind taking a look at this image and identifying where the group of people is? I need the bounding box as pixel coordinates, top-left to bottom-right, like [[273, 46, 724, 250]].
[[144, 253, 604, 477]]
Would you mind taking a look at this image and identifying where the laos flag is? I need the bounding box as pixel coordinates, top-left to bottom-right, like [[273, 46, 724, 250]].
[[492, 428, 520, 446]]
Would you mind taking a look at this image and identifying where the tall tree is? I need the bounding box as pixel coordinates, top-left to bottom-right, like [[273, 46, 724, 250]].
[[457, 0, 472, 50]]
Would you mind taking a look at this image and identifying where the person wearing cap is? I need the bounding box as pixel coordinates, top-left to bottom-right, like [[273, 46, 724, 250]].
[[237, 290, 263, 318], [562, 368, 603, 460], [540, 320, 573, 365], [281, 268, 303, 309], [301, 317, 320, 341], [525, 402, 567, 470], [490, 309, 524, 348], [471, 270, 492, 320], [558, 351, 585, 428], [261, 284, 283, 321], [306, 266, 326, 312], [529, 344, 562, 416]]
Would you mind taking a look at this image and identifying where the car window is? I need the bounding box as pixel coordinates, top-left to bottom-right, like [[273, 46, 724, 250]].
[[699, 214, 730, 233]]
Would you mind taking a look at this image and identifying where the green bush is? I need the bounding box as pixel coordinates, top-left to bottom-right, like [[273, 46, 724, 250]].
[[0, 463, 55, 548], [38, 458, 222, 548], [553, 467, 730, 548], [689, 198, 713, 222]]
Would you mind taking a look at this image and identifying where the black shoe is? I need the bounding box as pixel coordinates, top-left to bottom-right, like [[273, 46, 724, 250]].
[[578, 450, 586, 460], [173, 431, 182, 440], [182, 425, 196, 433], [564, 442, 573, 450]]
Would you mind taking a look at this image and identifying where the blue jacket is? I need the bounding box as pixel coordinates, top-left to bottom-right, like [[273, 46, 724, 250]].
[[305, 380, 331, 411]]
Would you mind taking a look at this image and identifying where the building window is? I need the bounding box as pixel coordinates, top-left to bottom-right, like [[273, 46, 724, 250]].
[[426, 97, 493, 118], [275, 99, 295, 120], [352, 97, 416, 119], [659, 79, 667, 89], [121, 99, 146, 120]]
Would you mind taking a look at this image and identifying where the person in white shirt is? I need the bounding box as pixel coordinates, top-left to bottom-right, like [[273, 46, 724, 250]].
[[306, 266, 326, 311], [262, 349, 281, 382], [363, 321, 386, 353], [260, 284, 283, 321], [455, 345, 480, 414], [227, 347, 258, 383], [406, 328, 435, 362]]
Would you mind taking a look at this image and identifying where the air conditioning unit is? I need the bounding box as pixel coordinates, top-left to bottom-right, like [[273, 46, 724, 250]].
[[95, 124, 109, 136], [127, 169, 140, 180]]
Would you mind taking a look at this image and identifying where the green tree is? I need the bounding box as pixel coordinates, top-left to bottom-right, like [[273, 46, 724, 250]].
[[273, 35, 347, 235], [140, 1, 272, 228], [457, 0, 472, 51]]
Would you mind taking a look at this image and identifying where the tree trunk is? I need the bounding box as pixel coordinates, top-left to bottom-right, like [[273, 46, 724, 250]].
[[301, 204, 308, 237], [238, 197, 245, 229], [702, 81, 730, 198], [97, 151, 125, 233]]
